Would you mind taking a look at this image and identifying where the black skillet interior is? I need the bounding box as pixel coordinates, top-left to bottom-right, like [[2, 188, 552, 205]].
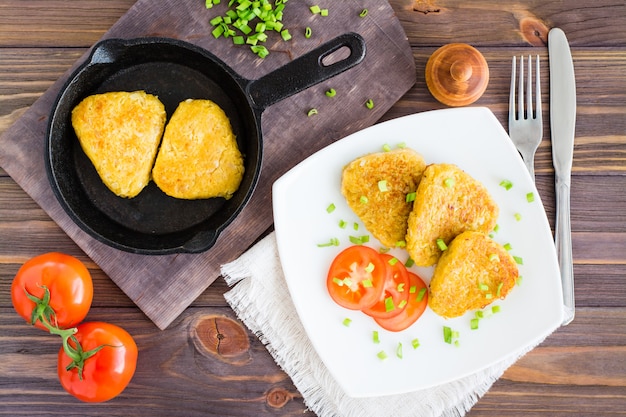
[[46, 38, 262, 254]]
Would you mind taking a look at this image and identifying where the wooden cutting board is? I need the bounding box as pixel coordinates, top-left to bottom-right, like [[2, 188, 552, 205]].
[[0, 0, 415, 329]]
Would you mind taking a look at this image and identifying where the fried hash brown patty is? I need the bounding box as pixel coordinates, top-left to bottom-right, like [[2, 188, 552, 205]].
[[406, 163, 499, 266], [71, 91, 166, 198], [341, 148, 426, 247], [152, 99, 244, 200], [428, 231, 519, 318]]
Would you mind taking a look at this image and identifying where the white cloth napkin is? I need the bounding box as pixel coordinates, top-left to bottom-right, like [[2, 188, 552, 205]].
[[222, 232, 545, 417]]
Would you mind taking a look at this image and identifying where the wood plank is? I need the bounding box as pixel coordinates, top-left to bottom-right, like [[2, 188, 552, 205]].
[[1, 306, 623, 416]]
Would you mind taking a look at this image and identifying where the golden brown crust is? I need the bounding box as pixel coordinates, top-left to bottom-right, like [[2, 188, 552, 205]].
[[71, 91, 166, 198], [152, 99, 244, 200], [341, 148, 426, 248], [406, 163, 499, 266], [428, 231, 518, 318]]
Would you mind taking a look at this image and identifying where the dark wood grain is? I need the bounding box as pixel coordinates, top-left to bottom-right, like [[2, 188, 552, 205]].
[[1, 0, 625, 416]]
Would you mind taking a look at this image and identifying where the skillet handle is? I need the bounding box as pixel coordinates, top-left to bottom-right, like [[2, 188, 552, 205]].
[[247, 32, 366, 110]]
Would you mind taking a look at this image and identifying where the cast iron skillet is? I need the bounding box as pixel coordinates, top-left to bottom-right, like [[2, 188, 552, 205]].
[[46, 34, 366, 255]]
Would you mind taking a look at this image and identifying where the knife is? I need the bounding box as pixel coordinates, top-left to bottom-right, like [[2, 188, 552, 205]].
[[549, 28, 576, 325]]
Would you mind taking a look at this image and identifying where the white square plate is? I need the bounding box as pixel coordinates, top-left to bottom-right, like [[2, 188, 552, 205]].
[[272, 107, 563, 397]]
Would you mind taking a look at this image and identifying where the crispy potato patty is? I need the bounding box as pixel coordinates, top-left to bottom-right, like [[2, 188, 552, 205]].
[[406, 163, 499, 266], [152, 99, 244, 200], [428, 231, 519, 318], [341, 148, 426, 248], [71, 91, 166, 198]]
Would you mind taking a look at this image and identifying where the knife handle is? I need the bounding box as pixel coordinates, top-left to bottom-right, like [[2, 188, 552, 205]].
[[555, 176, 575, 325]]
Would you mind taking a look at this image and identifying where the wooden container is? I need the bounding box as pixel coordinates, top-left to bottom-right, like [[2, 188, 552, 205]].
[[425, 43, 489, 107]]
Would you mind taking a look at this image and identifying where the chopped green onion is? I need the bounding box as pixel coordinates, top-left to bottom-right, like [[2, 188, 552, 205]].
[[443, 326, 453, 344], [516, 276, 523, 286], [309, 5, 321, 14], [343, 278, 353, 287], [436, 238, 448, 251], [503, 243, 513, 251], [280, 29, 292, 41], [362, 279, 373, 288], [470, 318, 480, 330], [478, 283, 489, 292], [342, 318, 352, 327], [317, 237, 339, 247], [360, 195, 368, 204], [382, 143, 391, 152], [514, 256, 523, 265], [409, 285, 417, 294], [320, 8, 328, 16], [493, 224, 500, 233], [232, 35, 245, 45], [373, 330, 380, 344], [307, 108, 318, 117], [326, 203, 336, 213], [398, 299, 407, 309], [476, 310, 484, 319], [514, 212, 522, 221], [338, 219, 347, 229], [489, 253, 500, 262], [406, 192, 416, 203], [349, 235, 370, 245], [412, 338, 420, 349], [444, 177, 455, 188], [304, 26, 312, 38], [396, 342, 403, 359], [496, 282, 504, 297], [492, 305, 501, 314], [485, 293, 493, 299], [388, 257, 399, 266], [397, 142, 407, 148], [379, 246, 390, 254], [332, 277, 343, 286], [395, 240, 406, 248], [359, 8, 368, 17], [499, 179, 513, 190], [405, 257, 415, 268], [384, 296, 395, 312], [397, 282, 405, 292], [364, 262, 375, 273], [416, 287, 427, 302], [526, 192, 535, 202], [365, 99, 375, 109], [377, 350, 388, 361], [325, 88, 336, 97], [377, 180, 389, 192]]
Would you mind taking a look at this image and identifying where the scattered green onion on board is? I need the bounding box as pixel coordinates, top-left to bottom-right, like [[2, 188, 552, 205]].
[[365, 99, 375, 109], [325, 88, 336, 97], [307, 108, 318, 117], [359, 8, 368, 18]]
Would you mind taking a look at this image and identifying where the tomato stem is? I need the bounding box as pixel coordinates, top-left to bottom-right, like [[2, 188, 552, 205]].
[[22, 285, 99, 379]]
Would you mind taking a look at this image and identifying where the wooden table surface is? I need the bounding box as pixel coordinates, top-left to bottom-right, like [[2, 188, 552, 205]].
[[1, 0, 625, 416]]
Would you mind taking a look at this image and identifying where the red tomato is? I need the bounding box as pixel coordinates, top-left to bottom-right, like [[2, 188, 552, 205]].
[[327, 245, 387, 310], [362, 254, 410, 319], [11, 252, 93, 331], [375, 271, 429, 332], [58, 321, 138, 402]]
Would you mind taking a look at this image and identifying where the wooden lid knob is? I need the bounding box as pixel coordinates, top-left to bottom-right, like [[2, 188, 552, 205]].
[[425, 43, 489, 107]]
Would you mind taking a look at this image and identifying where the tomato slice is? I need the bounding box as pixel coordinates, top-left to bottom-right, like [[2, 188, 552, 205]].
[[327, 245, 387, 310], [375, 271, 429, 332], [362, 253, 410, 319]]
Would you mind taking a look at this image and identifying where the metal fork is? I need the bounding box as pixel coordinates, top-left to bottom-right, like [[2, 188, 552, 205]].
[[509, 55, 543, 181]]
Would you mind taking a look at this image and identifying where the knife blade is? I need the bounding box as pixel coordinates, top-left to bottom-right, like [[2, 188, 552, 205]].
[[549, 28, 576, 325]]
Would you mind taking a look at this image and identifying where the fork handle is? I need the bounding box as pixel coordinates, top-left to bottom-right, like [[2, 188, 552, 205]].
[[555, 175, 575, 325]]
